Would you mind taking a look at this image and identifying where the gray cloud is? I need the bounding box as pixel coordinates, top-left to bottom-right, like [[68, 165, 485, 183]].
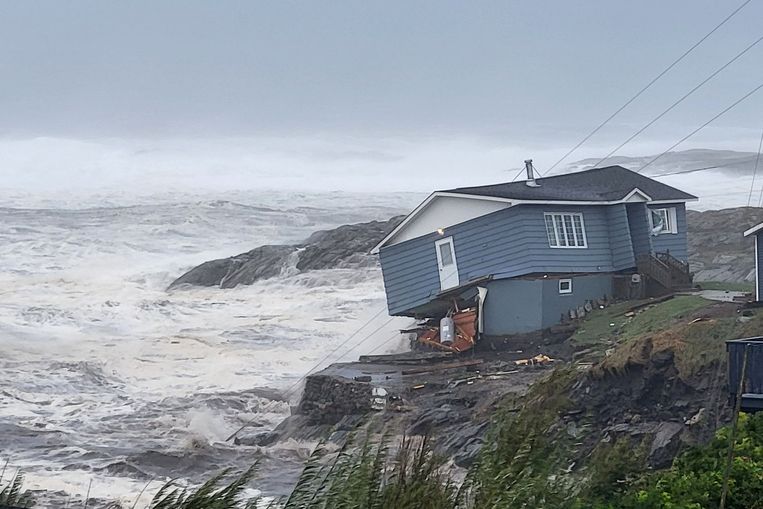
[[1, 0, 761, 141]]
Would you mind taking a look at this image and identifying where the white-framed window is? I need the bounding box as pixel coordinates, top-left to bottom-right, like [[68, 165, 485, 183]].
[[559, 278, 572, 294], [544, 212, 588, 248], [649, 207, 678, 235]]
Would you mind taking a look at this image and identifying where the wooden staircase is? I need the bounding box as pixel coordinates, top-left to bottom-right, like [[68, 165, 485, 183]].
[[636, 251, 693, 293]]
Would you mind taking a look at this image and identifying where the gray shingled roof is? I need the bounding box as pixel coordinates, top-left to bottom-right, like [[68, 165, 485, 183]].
[[442, 166, 697, 202]]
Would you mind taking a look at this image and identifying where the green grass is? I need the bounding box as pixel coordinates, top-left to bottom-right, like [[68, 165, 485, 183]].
[[696, 280, 755, 293], [572, 296, 711, 351]]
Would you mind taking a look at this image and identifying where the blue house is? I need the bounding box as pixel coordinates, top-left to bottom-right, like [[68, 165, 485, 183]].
[[743, 222, 763, 301], [372, 164, 697, 336]]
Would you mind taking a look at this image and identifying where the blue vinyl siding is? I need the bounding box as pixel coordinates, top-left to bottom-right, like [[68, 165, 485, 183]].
[[626, 203, 652, 258], [648, 203, 688, 261], [606, 204, 635, 270], [380, 204, 622, 315]]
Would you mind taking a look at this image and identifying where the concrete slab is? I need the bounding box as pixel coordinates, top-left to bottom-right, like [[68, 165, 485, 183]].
[[697, 290, 748, 302]]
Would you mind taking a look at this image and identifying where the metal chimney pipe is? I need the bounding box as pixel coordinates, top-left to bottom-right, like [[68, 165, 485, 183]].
[[524, 159, 540, 187], [524, 159, 534, 180]]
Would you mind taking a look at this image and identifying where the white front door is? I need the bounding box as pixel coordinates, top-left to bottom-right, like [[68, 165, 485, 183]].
[[435, 236, 459, 290]]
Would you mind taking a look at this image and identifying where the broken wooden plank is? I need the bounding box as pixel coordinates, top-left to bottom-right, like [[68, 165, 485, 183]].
[[401, 359, 483, 376], [621, 294, 674, 316], [358, 351, 454, 364]]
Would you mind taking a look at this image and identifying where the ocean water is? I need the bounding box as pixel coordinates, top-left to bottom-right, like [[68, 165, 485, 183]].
[[0, 191, 418, 507]]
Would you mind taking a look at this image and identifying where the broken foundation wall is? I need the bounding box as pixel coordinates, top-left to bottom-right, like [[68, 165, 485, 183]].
[[297, 373, 373, 424]]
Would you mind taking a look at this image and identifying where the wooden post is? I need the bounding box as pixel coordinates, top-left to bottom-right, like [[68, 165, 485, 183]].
[[719, 343, 750, 509]]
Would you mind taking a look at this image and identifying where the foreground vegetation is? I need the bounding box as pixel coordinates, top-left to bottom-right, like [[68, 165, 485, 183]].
[[7, 411, 763, 509]]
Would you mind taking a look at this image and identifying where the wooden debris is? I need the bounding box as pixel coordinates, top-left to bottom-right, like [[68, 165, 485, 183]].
[[358, 352, 453, 364], [622, 294, 674, 315], [401, 359, 483, 375], [514, 354, 554, 366], [484, 370, 519, 380], [449, 375, 481, 388]]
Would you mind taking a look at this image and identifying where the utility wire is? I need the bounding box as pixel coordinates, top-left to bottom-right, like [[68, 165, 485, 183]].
[[647, 156, 761, 178], [748, 129, 763, 205], [283, 313, 394, 399], [224, 307, 393, 442], [593, 34, 763, 168], [511, 161, 547, 181], [364, 331, 407, 356], [748, 129, 763, 206], [544, 0, 753, 174], [509, 166, 526, 182], [636, 81, 763, 173]]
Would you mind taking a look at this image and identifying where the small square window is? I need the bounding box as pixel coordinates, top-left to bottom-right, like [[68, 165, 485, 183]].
[[559, 279, 572, 294]]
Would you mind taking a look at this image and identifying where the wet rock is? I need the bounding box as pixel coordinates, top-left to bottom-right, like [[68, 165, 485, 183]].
[[235, 431, 279, 447], [452, 436, 485, 467], [407, 404, 462, 435], [685, 408, 706, 426], [648, 421, 684, 468], [687, 207, 763, 282], [168, 216, 404, 289]]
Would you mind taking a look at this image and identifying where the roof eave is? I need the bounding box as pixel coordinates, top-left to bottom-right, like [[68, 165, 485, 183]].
[[371, 189, 697, 253], [744, 222, 763, 237]]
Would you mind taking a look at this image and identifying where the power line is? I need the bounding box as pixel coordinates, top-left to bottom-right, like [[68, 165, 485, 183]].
[[282, 315, 395, 400], [313, 316, 398, 372], [364, 331, 407, 356], [748, 129, 763, 206], [224, 307, 394, 442], [509, 166, 526, 182], [647, 156, 761, 178], [544, 0, 753, 174], [637, 81, 763, 173], [593, 34, 763, 168]]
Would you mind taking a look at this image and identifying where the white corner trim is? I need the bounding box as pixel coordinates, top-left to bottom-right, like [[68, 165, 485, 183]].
[[668, 207, 678, 234], [744, 222, 763, 237], [371, 192, 436, 254], [434, 191, 516, 204], [649, 197, 698, 204]]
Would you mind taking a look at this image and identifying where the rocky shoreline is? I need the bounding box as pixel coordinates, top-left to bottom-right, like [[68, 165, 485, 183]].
[[167, 216, 404, 289]]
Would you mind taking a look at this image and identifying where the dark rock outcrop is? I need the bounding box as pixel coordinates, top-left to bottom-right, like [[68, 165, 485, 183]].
[[168, 216, 404, 290], [687, 207, 763, 282]]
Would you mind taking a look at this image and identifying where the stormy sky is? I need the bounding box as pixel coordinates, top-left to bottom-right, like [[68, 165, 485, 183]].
[[1, 0, 762, 196]]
